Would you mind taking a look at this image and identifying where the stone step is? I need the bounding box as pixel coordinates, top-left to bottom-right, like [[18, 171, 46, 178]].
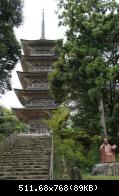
[[13, 144, 51, 146], [13, 142, 51, 145], [0, 158, 50, 162], [13, 143, 51, 145], [0, 162, 49, 165], [0, 156, 50, 159], [1, 149, 50, 153], [0, 155, 50, 159], [0, 152, 51, 155], [0, 159, 49, 162], [0, 164, 49, 168], [0, 167, 49, 171], [4, 146, 50, 149], [0, 170, 48, 176], [0, 134, 51, 180], [0, 166, 48, 168], [13, 139, 51, 142], [0, 168, 49, 172], [0, 158, 50, 161], [0, 175, 49, 180], [0, 154, 50, 157], [0, 155, 50, 158], [15, 139, 51, 142], [15, 138, 51, 140], [0, 157, 50, 160], [2, 151, 50, 154], [0, 161, 49, 164], [0, 163, 50, 169], [0, 151, 51, 155]]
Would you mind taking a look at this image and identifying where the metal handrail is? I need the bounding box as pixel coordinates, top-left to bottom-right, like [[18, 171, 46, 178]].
[[49, 130, 53, 180]]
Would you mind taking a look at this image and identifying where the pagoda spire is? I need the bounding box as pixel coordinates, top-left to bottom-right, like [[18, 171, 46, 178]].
[[41, 9, 45, 39]]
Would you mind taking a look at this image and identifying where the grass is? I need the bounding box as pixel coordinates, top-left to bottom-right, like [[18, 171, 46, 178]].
[[83, 175, 119, 180]]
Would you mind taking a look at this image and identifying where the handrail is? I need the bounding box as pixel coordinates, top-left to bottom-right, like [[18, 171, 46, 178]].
[[49, 130, 53, 180]]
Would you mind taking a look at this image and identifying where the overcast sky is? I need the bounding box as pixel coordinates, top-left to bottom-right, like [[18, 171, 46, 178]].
[[0, 0, 65, 109]]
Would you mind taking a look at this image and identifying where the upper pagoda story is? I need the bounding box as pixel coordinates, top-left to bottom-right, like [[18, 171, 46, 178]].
[[21, 10, 62, 58], [20, 9, 62, 74], [20, 39, 60, 57], [20, 57, 54, 72]]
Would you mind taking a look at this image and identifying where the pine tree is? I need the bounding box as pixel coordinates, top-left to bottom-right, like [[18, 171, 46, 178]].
[[0, 0, 23, 94], [49, 0, 119, 138]]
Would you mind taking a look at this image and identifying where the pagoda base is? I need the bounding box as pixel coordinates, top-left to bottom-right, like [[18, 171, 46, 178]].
[[92, 163, 119, 176]]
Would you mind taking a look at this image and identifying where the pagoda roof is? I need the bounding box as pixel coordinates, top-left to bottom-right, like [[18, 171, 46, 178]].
[[21, 38, 62, 47], [17, 71, 48, 89], [20, 56, 55, 72], [17, 71, 48, 78], [12, 107, 52, 122], [21, 55, 58, 60], [14, 89, 52, 106], [20, 39, 63, 57]]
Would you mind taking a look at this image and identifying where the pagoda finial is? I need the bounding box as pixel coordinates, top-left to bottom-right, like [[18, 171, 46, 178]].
[[41, 9, 45, 39]]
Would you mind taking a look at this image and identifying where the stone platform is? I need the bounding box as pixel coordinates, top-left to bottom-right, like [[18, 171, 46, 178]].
[[92, 163, 119, 176]]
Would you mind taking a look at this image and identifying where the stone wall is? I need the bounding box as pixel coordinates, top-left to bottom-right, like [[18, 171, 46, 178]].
[[92, 163, 119, 176]]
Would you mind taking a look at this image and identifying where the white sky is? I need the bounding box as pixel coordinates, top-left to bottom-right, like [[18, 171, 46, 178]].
[[0, 0, 65, 109]]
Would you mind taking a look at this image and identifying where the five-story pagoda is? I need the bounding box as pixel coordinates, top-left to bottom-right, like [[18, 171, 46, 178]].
[[12, 10, 60, 134]]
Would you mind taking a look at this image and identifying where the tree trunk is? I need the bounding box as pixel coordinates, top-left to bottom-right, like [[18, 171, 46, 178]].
[[98, 98, 107, 138]]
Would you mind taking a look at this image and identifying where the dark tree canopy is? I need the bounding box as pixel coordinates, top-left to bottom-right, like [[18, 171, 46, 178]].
[[0, 0, 23, 94], [49, 0, 119, 138]]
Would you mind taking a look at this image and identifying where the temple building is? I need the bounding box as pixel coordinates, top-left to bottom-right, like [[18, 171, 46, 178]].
[[12, 10, 60, 134]]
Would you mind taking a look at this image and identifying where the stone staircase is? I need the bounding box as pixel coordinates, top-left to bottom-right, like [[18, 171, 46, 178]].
[[0, 134, 52, 180]]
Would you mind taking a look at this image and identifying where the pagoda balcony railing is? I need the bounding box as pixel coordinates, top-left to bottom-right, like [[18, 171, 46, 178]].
[[27, 102, 59, 108], [30, 124, 49, 134], [27, 84, 49, 90], [29, 67, 52, 72], [29, 51, 55, 56]]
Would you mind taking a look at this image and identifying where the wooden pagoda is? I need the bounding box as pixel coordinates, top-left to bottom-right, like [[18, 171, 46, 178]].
[[12, 10, 61, 134]]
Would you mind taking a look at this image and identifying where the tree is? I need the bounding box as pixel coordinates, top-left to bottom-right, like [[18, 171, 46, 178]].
[[0, 0, 23, 94], [45, 106, 69, 133], [49, 0, 119, 139], [0, 105, 27, 135]]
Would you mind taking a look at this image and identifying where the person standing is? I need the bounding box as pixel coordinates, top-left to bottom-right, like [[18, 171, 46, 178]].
[[100, 138, 117, 163]]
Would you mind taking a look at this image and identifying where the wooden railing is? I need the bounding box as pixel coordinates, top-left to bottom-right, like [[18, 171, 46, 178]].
[[27, 84, 48, 90], [30, 51, 55, 56], [27, 102, 59, 108], [29, 68, 52, 72]]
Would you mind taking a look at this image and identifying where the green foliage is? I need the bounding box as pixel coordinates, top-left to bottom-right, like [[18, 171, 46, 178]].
[[46, 106, 102, 178], [49, 0, 119, 139], [83, 175, 119, 180], [0, 105, 27, 136], [45, 106, 69, 133], [0, 0, 23, 94], [49, 0, 119, 178], [0, 134, 5, 143]]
